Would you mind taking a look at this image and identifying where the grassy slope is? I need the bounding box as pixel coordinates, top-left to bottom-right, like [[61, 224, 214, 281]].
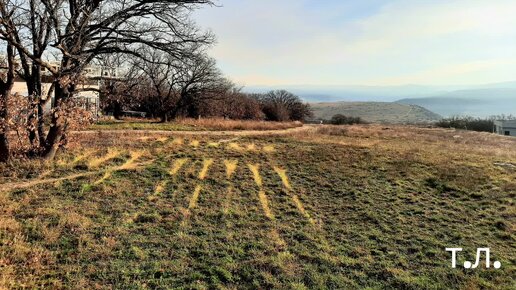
[[310, 102, 442, 123], [0, 126, 515, 289]]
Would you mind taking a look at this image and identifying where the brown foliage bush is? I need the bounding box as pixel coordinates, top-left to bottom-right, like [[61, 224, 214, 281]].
[[1, 95, 94, 158]]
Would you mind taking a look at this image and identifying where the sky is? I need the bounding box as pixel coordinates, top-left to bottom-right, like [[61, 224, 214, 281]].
[[193, 0, 516, 87]]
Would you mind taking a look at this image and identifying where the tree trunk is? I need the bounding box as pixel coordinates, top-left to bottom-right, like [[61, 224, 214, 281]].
[[0, 44, 15, 163], [0, 133, 11, 163], [113, 102, 122, 120], [27, 94, 38, 147], [0, 134, 8, 163], [43, 112, 64, 160], [43, 83, 66, 160], [26, 65, 43, 147], [160, 112, 168, 123], [0, 89, 8, 163], [37, 100, 47, 146]]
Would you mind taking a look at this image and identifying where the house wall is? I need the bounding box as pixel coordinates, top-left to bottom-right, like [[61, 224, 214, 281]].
[[495, 124, 516, 136], [494, 121, 516, 136], [500, 128, 516, 136], [11, 81, 100, 116]]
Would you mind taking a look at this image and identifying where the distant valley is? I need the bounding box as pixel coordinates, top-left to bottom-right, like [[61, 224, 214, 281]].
[[396, 88, 516, 117], [246, 82, 516, 118]]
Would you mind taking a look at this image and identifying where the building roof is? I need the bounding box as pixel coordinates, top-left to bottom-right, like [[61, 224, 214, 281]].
[[494, 120, 516, 127]]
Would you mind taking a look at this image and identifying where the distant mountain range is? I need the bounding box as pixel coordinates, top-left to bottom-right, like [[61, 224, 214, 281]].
[[310, 102, 441, 124], [396, 88, 516, 117], [245, 81, 516, 118]]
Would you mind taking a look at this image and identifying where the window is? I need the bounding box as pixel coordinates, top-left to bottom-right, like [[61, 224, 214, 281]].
[[505, 131, 511, 136]]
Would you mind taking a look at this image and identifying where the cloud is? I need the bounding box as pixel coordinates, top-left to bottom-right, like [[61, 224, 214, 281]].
[[194, 0, 516, 86]]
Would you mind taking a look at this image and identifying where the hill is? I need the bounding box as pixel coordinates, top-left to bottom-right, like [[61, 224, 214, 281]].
[[397, 88, 516, 117], [310, 101, 441, 123], [1, 124, 514, 288], [245, 84, 449, 102]]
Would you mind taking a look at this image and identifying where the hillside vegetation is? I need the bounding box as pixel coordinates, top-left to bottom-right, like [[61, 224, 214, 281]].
[[310, 102, 441, 124], [0, 125, 515, 289]]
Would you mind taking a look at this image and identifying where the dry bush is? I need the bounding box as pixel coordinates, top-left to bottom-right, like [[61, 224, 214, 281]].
[[61, 99, 95, 132], [4, 94, 32, 157], [330, 114, 366, 125], [176, 118, 302, 131], [1, 96, 94, 159], [315, 125, 350, 136], [261, 103, 291, 122]]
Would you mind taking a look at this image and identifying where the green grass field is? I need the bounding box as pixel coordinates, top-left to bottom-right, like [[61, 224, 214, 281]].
[[1, 126, 514, 289]]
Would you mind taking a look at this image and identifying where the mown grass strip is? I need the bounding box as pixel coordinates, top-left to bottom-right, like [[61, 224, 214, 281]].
[[248, 163, 274, 220], [94, 151, 144, 185], [274, 166, 314, 225], [198, 159, 214, 180], [188, 185, 203, 209], [88, 149, 121, 169]]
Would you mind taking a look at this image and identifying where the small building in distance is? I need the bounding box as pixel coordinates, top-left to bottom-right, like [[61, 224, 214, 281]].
[[4, 59, 120, 118], [494, 120, 516, 136]]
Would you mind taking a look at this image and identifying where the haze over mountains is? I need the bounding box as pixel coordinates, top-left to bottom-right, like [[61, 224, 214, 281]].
[[245, 81, 516, 118]]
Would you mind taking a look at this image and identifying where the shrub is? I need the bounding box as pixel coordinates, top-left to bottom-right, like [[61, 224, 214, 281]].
[[261, 102, 291, 122], [436, 116, 494, 132], [330, 114, 365, 125], [257, 90, 313, 121]]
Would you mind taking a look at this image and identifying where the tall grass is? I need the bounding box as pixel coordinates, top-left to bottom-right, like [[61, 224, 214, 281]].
[[176, 118, 303, 131], [89, 118, 303, 131]]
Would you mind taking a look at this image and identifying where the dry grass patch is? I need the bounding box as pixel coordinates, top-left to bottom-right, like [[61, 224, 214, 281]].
[[1, 125, 515, 289], [248, 163, 263, 187], [87, 148, 122, 169], [94, 150, 145, 184], [170, 158, 189, 176], [188, 185, 203, 210], [177, 118, 302, 131], [224, 160, 238, 179], [198, 159, 214, 180]]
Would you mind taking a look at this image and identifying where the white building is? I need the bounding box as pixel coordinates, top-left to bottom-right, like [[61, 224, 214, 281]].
[[494, 120, 516, 136], [9, 62, 120, 117]]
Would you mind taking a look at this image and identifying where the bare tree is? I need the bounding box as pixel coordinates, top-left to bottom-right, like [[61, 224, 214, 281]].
[[259, 90, 313, 121], [129, 48, 181, 122], [9, 0, 54, 148], [96, 54, 135, 119], [171, 53, 226, 118], [197, 88, 265, 120], [0, 0, 214, 160], [124, 50, 226, 121]]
